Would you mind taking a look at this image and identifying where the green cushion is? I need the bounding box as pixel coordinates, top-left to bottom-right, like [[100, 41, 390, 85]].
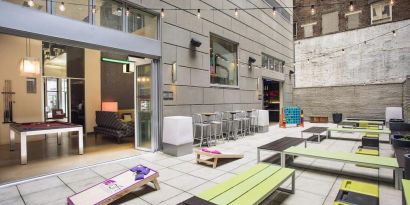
[[340, 179, 379, 197], [328, 127, 391, 134], [284, 146, 398, 168], [356, 148, 379, 156], [402, 179, 410, 205]]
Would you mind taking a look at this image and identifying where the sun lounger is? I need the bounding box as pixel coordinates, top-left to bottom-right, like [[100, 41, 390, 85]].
[[281, 146, 402, 190], [179, 163, 295, 205], [195, 148, 243, 168], [67, 165, 159, 205]]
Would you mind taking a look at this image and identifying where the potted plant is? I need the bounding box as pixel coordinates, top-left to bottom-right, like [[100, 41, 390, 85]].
[[392, 135, 410, 147]]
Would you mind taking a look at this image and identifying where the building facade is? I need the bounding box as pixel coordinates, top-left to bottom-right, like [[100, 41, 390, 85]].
[[293, 0, 410, 121], [0, 0, 294, 151]]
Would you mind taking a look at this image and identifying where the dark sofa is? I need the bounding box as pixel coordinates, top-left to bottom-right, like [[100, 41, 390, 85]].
[[94, 111, 134, 143]]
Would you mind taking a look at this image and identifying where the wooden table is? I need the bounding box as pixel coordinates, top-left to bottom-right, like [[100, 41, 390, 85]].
[[301, 127, 328, 143], [257, 137, 306, 163]]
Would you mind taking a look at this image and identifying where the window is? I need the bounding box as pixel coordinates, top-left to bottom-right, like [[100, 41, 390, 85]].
[[54, 0, 90, 23], [5, 0, 47, 12], [301, 22, 316, 38], [261, 54, 284, 73], [264, 0, 291, 22], [95, 0, 124, 31], [44, 78, 68, 119], [128, 6, 158, 39], [346, 11, 361, 30], [322, 12, 339, 34], [371, 2, 392, 24], [210, 35, 238, 86]]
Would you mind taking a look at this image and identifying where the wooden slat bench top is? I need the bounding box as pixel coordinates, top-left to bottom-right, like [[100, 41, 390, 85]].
[[328, 127, 391, 134], [258, 137, 305, 151]]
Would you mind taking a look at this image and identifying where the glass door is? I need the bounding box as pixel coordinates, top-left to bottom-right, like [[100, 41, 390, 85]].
[[134, 59, 153, 150]]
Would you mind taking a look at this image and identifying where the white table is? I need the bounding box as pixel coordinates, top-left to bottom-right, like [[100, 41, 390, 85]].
[[9, 122, 83, 165], [257, 110, 269, 132], [163, 116, 193, 156]]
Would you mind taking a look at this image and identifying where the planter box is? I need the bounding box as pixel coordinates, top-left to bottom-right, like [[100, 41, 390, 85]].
[[391, 135, 410, 148]]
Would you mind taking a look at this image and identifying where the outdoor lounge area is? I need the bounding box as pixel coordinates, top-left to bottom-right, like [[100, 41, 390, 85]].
[[0, 0, 409, 204], [0, 122, 403, 205]]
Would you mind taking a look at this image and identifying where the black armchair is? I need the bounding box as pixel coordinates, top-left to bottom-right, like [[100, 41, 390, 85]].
[[94, 111, 134, 143]]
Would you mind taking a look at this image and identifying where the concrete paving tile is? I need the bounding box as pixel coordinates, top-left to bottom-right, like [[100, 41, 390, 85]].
[[187, 181, 217, 195], [117, 157, 148, 169], [229, 162, 257, 174], [164, 174, 206, 191], [22, 185, 74, 205], [176, 153, 197, 162], [310, 159, 344, 172], [66, 176, 105, 193], [139, 183, 183, 204], [137, 152, 171, 162], [215, 161, 243, 172], [0, 197, 25, 205], [154, 157, 184, 167], [90, 163, 127, 178], [117, 197, 151, 205], [294, 177, 335, 196], [341, 163, 379, 178], [58, 168, 100, 184], [18, 176, 64, 195], [273, 189, 326, 205], [157, 168, 184, 181], [169, 162, 203, 173], [158, 192, 193, 205], [211, 172, 237, 183], [189, 167, 226, 180], [298, 170, 337, 183], [0, 186, 20, 201]]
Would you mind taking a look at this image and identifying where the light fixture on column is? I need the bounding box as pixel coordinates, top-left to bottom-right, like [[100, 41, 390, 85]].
[[20, 39, 40, 76], [197, 9, 201, 19], [235, 8, 238, 17], [161, 8, 165, 18], [126, 7, 130, 16], [171, 62, 177, 83], [342, 48, 345, 54], [248, 56, 256, 69], [28, 0, 34, 7], [59, 2, 65, 12], [392, 30, 397, 37], [92, 5, 96, 13], [272, 7, 276, 16], [349, 1, 354, 12], [307, 58, 310, 64], [310, 5, 315, 15], [117, 7, 122, 15], [390, 0, 394, 5]]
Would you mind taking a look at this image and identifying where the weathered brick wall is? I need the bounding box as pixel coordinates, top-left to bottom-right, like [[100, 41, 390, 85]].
[[293, 83, 403, 121], [293, 0, 410, 40]]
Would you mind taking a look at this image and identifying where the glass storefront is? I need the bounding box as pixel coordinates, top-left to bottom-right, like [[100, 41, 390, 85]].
[[54, 0, 90, 23], [95, 0, 124, 31], [128, 7, 158, 39]]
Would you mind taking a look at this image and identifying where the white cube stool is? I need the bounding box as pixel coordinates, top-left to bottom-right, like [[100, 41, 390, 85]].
[[257, 110, 269, 133], [163, 116, 193, 156]]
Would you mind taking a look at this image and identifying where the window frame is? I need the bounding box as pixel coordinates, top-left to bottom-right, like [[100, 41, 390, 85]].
[[209, 34, 239, 88], [261, 53, 284, 73], [321, 11, 339, 35], [370, 1, 392, 25]]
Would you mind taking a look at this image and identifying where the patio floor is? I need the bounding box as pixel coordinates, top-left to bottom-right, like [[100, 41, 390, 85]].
[[0, 122, 401, 205]]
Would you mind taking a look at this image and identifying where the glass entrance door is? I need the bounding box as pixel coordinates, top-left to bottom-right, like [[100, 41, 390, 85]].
[[134, 59, 153, 150]]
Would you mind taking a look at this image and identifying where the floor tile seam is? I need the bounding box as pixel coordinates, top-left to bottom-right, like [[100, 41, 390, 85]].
[[185, 170, 225, 181], [56, 175, 76, 194], [321, 175, 341, 205], [164, 177, 209, 193], [17, 176, 67, 197], [15, 185, 27, 205]]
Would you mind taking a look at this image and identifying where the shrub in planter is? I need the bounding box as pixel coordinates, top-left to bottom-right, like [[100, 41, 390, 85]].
[[391, 135, 410, 148]]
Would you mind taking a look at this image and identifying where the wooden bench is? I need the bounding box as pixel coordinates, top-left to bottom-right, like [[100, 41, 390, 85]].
[[195, 150, 243, 168], [310, 116, 328, 123], [179, 163, 295, 205], [67, 165, 159, 205], [281, 146, 401, 190]]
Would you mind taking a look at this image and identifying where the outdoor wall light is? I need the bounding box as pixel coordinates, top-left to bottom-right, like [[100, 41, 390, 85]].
[[248, 56, 256, 69], [171, 62, 177, 83], [190, 38, 202, 47]]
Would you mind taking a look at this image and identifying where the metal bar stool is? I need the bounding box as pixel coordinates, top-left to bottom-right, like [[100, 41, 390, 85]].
[[192, 114, 211, 147]]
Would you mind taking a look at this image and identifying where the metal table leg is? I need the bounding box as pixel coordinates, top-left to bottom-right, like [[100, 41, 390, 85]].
[[10, 129, 15, 151], [281, 152, 286, 167], [257, 148, 260, 162], [21, 133, 27, 165], [78, 128, 84, 155]]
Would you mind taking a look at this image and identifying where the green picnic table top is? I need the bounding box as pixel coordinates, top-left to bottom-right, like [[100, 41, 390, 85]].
[[403, 179, 410, 205], [328, 127, 391, 134], [343, 120, 384, 125], [198, 163, 294, 205], [284, 146, 398, 168]]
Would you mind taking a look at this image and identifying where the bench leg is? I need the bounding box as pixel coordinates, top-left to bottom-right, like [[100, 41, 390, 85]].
[[395, 168, 403, 190], [281, 152, 286, 167], [257, 148, 260, 162], [196, 154, 200, 164], [213, 158, 218, 168], [291, 172, 295, 194], [152, 178, 160, 190]]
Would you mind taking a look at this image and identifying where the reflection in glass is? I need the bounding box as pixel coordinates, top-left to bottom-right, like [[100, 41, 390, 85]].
[[45, 78, 68, 119], [5, 0, 47, 12], [128, 7, 158, 39], [136, 63, 152, 149], [54, 0, 89, 23], [43, 42, 67, 78], [95, 0, 123, 31], [210, 35, 238, 86]]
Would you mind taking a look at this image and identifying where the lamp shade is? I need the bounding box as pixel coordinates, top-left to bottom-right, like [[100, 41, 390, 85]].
[[101, 102, 118, 112], [20, 57, 41, 76]]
